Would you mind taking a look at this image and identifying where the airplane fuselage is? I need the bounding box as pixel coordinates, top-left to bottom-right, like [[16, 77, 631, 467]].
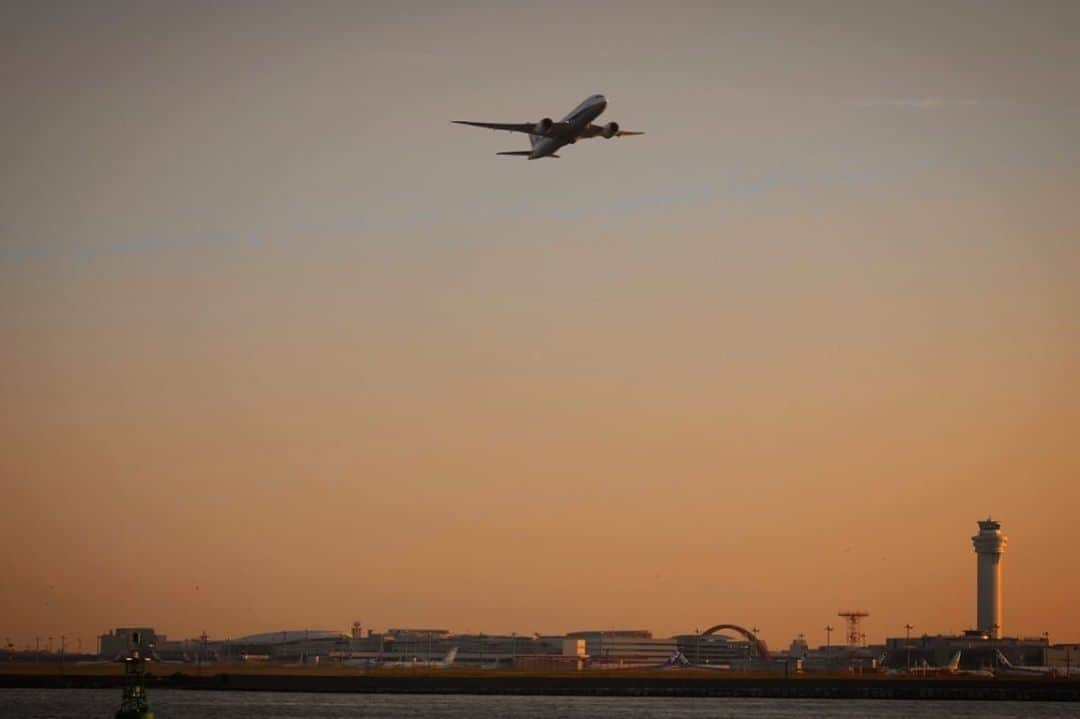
[[528, 94, 608, 159]]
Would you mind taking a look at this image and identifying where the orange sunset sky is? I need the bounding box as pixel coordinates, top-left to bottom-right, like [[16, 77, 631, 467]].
[[2, 1, 1079, 651]]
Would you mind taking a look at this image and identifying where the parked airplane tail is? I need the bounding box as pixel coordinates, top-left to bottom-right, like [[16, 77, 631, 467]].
[[994, 649, 1014, 668], [659, 651, 690, 667], [443, 647, 458, 665], [947, 650, 962, 672]]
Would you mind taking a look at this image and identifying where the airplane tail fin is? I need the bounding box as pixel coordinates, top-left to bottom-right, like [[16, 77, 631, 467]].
[[496, 151, 532, 157], [442, 647, 458, 665], [947, 650, 962, 672], [659, 651, 687, 667], [995, 649, 1013, 668]]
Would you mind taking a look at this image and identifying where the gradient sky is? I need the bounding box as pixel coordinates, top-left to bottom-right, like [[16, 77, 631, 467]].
[[3, 1, 1079, 651]]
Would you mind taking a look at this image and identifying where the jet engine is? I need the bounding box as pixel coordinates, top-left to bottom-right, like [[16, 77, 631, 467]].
[[601, 121, 620, 138], [534, 117, 553, 134]]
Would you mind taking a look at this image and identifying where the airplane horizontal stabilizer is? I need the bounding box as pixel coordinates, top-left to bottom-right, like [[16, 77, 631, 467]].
[[495, 151, 532, 156]]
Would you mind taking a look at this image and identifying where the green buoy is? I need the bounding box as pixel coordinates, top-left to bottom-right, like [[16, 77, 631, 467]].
[[116, 633, 154, 719]]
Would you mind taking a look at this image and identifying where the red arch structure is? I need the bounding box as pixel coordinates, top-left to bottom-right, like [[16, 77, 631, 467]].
[[701, 624, 770, 660]]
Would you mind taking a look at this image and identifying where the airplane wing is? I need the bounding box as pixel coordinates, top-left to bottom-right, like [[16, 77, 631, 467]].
[[453, 120, 538, 134], [453, 120, 574, 137]]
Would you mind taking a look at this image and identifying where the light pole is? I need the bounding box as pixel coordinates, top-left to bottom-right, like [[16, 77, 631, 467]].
[[905, 624, 914, 671], [825, 625, 834, 649]]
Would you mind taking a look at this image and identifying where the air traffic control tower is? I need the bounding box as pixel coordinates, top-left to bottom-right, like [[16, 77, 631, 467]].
[[971, 518, 1007, 638]]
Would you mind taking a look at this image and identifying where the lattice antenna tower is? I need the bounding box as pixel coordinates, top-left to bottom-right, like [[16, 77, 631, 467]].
[[837, 610, 869, 646]]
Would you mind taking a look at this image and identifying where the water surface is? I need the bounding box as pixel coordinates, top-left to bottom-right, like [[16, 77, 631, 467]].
[[3, 689, 1077, 718]]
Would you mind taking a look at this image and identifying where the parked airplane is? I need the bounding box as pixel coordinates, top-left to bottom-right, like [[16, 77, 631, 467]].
[[923, 650, 962, 675], [663, 651, 733, 671], [587, 651, 694, 671], [922, 650, 994, 677], [995, 649, 1080, 677], [453, 94, 644, 159], [368, 647, 459, 669], [887, 650, 964, 676]]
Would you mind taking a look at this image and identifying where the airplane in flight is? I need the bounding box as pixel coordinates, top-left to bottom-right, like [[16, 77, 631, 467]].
[[453, 94, 644, 159]]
